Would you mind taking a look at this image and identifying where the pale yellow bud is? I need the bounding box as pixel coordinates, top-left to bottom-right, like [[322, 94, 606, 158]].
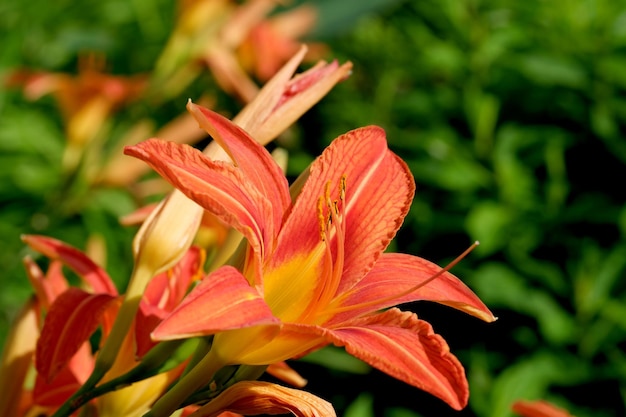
[[132, 190, 203, 279]]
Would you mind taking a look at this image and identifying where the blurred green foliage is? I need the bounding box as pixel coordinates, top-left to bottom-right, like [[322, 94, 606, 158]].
[[2, 0, 626, 416]]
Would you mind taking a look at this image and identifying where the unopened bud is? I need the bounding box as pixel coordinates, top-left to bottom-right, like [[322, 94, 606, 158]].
[[133, 190, 203, 279]]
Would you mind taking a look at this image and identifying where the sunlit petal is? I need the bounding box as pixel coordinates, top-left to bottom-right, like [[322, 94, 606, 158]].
[[23, 257, 68, 311], [188, 381, 335, 417], [22, 235, 118, 295], [152, 266, 279, 340], [323, 308, 468, 410], [187, 103, 291, 230], [266, 362, 308, 388], [271, 126, 414, 294], [329, 253, 496, 324], [512, 400, 575, 417], [36, 288, 119, 382], [136, 247, 205, 357], [125, 140, 272, 271]]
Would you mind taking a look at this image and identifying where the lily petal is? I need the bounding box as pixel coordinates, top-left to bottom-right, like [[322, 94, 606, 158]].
[[252, 58, 353, 146], [125, 140, 272, 272], [271, 126, 414, 294], [33, 342, 92, 406], [330, 253, 496, 324], [23, 257, 68, 311], [323, 308, 468, 411], [188, 381, 336, 417], [512, 400, 575, 417], [187, 102, 291, 241], [22, 235, 118, 296], [136, 246, 205, 357], [36, 288, 119, 382], [266, 362, 308, 388], [152, 266, 279, 340]]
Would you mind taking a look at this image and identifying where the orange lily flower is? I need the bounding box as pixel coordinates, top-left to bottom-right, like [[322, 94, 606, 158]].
[[6, 54, 146, 172], [513, 400, 575, 417], [237, 3, 325, 82], [125, 106, 496, 415]]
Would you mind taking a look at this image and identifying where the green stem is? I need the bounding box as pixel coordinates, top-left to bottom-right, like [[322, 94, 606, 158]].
[[180, 337, 212, 378], [52, 340, 183, 417], [145, 348, 226, 417], [183, 364, 267, 406]]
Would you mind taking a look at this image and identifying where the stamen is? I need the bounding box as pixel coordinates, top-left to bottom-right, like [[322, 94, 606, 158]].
[[301, 176, 349, 323], [317, 196, 326, 241], [317, 176, 347, 308], [324, 241, 480, 316], [339, 175, 346, 201]]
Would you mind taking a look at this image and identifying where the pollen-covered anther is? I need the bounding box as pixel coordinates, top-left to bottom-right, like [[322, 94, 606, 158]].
[[317, 196, 326, 241], [339, 174, 346, 201]]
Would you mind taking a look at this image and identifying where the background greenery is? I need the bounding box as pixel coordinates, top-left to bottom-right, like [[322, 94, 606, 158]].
[[1, 0, 625, 416]]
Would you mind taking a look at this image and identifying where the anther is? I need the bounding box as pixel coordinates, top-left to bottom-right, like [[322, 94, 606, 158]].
[[317, 196, 326, 241], [339, 175, 346, 201]]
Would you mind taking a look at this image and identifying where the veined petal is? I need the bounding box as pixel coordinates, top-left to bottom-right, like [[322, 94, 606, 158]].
[[136, 246, 205, 357], [213, 322, 325, 366], [323, 308, 468, 411], [22, 235, 118, 296], [187, 102, 291, 235], [33, 364, 82, 406], [266, 362, 308, 388], [152, 266, 279, 340], [233, 45, 307, 135], [33, 342, 93, 406], [23, 257, 68, 311], [36, 288, 119, 382], [329, 253, 496, 324], [253, 59, 353, 146], [188, 381, 336, 417], [125, 140, 272, 272], [142, 246, 205, 313], [270, 126, 414, 294]]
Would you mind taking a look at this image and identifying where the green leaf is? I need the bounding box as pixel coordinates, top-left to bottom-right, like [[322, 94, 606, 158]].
[[385, 407, 423, 417], [465, 202, 515, 256], [515, 54, 587, 89], [487, 352, 586, 417], [469, 262, 576, 345], [307, 0, 405, 38], [344, 393, 374, 417]]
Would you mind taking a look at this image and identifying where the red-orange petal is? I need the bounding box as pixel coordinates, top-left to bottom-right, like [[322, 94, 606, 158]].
[[33, 342, 93, 406], [33, 364, 82, 406], [136, 247, 205, 357], [266, 362, 308, 388], [23, 257, 68, 311], [125, 140, 273, 275], [21, 235, 118, 296], [36, 288, 119, 382], [512, 400, 575, 417], [188, 381, 336, 417], [270, 126, 414, 294], [152, 266, 279, 340], [323, 308, 468, 410], [329, 253, 496, 324], [187, 103, 291, 234]]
